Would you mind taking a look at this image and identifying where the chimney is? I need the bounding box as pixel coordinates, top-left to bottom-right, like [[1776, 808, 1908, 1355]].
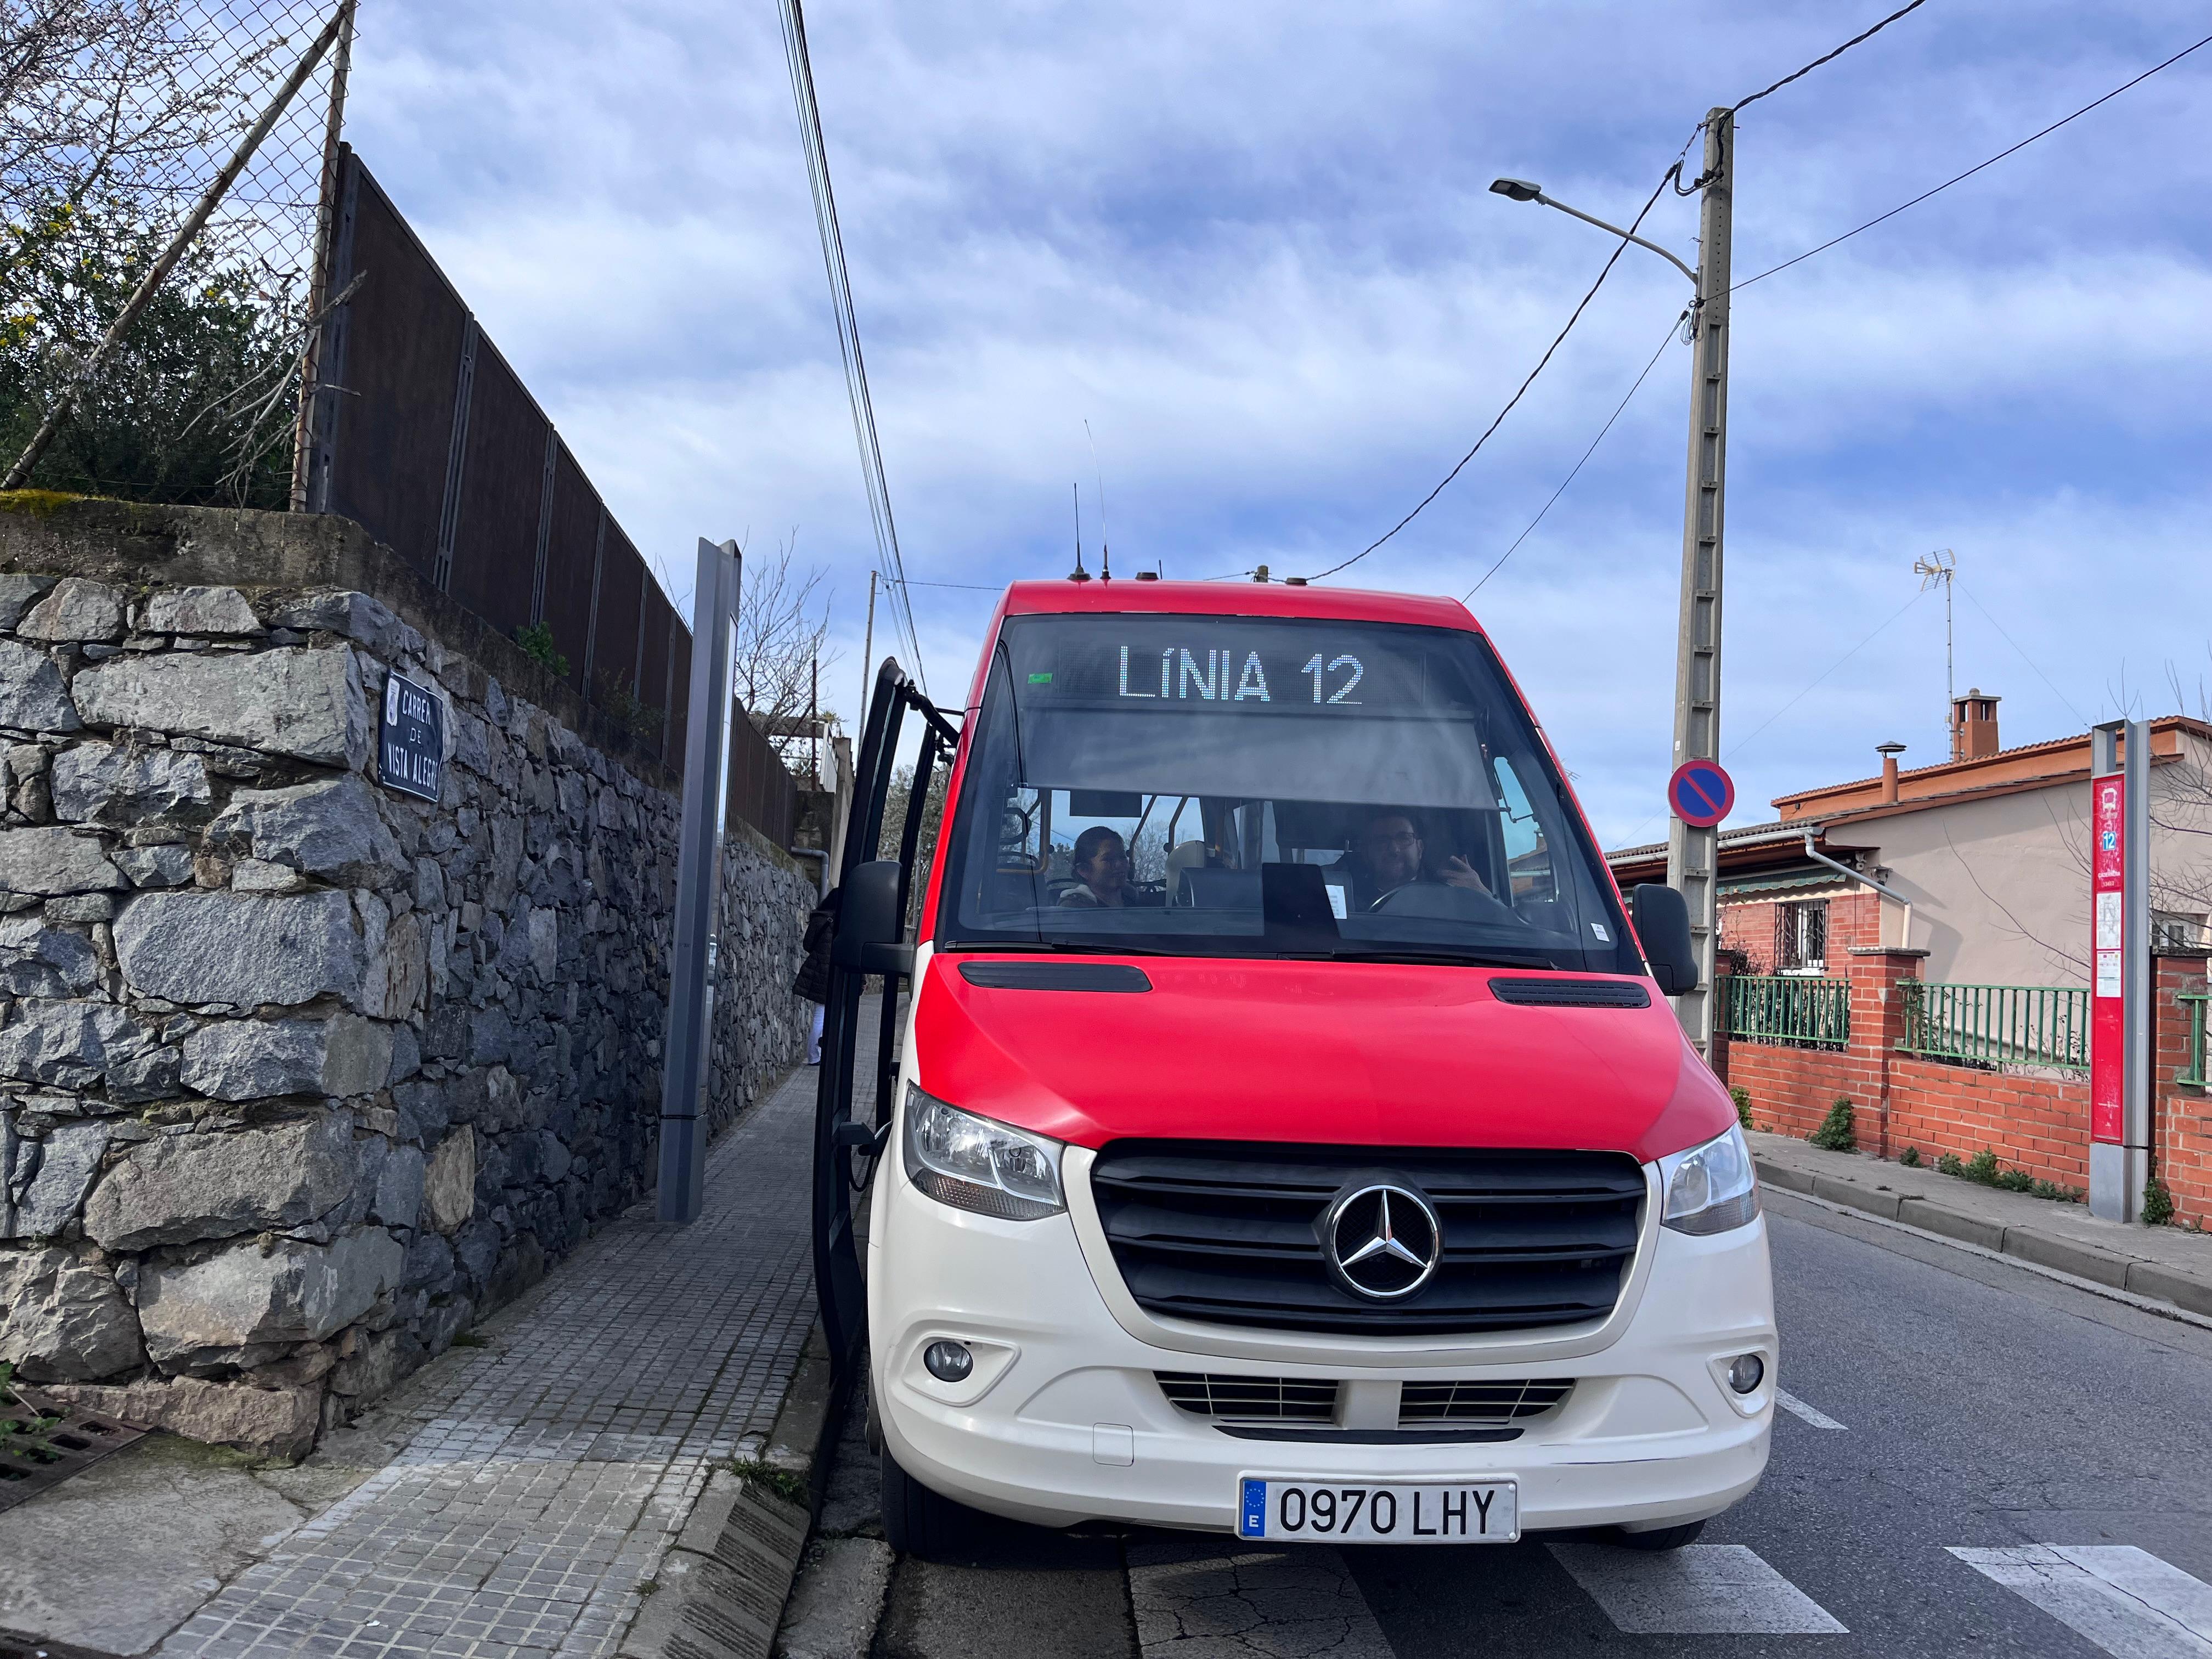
[[1876, 742, 1906, 802], [1950, 688, 2000, 761]]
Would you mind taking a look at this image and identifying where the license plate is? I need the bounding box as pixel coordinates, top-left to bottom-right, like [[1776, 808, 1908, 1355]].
[[1237, 1477, 1519, 1543]]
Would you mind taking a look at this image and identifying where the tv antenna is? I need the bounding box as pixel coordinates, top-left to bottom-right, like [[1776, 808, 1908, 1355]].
[[1914, 548, 1955, 747]]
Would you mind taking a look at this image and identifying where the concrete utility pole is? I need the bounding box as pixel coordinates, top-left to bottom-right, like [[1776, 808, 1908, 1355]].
[[1663, 108, 1735, 1052]]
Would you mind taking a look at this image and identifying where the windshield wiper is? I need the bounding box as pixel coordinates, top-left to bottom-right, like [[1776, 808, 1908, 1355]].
[[942, 939, 1180, 957], [1323, 947, 1559, 970]]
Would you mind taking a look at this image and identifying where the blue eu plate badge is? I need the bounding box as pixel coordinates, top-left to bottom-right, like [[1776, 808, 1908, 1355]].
[[1239, 1479, 1267, 1538]]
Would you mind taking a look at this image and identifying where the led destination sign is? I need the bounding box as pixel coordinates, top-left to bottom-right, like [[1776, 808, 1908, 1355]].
[[1110, 645, 1366, 704]]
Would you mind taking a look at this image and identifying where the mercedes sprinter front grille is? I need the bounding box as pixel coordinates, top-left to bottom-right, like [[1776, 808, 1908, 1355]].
[[1092, 1141, 1645, 1337], [1155, 1373, 1339, 1423], [1399, 1378, 1573, 1425]]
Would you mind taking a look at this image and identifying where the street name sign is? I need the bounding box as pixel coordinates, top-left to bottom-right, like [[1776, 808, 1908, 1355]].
[[379, 671, 444, 802]]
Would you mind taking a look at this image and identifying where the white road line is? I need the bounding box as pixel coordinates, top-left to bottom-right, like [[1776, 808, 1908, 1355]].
[[1547, 1542, 1848, 1634], [1127, 1533, 1395, 1657], [1950, 1545, 2212, 1658], [1775, 1389, 1848, 1430]]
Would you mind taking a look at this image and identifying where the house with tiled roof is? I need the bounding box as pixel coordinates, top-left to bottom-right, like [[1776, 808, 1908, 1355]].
[[1607, 692, 2212, 988]]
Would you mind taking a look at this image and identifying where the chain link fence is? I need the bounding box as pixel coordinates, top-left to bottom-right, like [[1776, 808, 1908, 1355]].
[[2, 0, 352, 506]]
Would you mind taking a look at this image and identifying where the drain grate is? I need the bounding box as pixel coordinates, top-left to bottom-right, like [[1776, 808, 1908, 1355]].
[[0, 1389, 148, 1515]]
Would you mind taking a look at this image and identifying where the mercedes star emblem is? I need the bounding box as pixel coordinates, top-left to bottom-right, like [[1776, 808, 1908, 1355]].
[[1324, 1182, 1443, 1300]]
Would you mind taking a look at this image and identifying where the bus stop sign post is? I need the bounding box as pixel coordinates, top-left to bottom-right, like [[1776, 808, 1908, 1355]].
[[2088, 719, 2149, 1223], [1668, 759, 1735, 831], [658, 537, 741, 1224]]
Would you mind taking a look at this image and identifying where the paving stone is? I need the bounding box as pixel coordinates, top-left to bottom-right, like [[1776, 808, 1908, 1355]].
[[130, 1058, 825, 1659]]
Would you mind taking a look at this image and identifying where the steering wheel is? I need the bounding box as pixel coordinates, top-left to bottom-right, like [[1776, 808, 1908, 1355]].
[[998, 803, 1042, 868], [1367, 880, 1519, 924]]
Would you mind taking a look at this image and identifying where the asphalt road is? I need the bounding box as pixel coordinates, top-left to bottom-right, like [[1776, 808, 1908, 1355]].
[[794, 1190, 2212, 1658]]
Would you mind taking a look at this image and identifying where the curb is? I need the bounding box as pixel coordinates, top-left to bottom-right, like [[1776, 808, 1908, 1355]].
[[1755, 1158, 2212, 1321], [619, 1325, 842, 1659]]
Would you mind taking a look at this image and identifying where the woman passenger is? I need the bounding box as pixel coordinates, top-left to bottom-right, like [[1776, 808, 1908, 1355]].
[[1060, 826, 1139, 907]]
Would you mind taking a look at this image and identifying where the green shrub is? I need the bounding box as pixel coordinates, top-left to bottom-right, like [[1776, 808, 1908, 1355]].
[[514, 621, 569, 679], [0, 1361, 60, 1462], [1963, 1148, 2001, 1185], [1730, 1086, 1752, 1130], [1807, 1097, 1856, 1152], [1936, 1152, 1965, 1177], [1898, 1146, 1922, 1168], [1996, 1167, 2036, 1193], [2144, 1177, 2175, 1227], [2029, 1179, 2066, 1201]]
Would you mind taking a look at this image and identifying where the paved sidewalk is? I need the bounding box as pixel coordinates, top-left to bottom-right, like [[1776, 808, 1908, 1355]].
[[1751, 1131, 2212, 1319], [2, 1062, 824, 1659], [161, 1065, 821, 1659]]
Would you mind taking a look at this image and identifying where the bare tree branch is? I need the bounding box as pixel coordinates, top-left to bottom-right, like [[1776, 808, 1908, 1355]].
[[733, 534, 840, 767]]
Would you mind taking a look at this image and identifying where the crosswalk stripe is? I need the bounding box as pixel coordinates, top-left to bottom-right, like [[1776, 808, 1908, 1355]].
[[1775, 1389, 1848, 1429], [1127, 1534, 1395, 1657], [1547, 1542, 1848, 1634], [1950, 1545, 2212, 1658]]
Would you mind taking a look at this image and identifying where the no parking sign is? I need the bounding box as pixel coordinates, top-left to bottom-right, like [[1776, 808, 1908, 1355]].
[[1667, 759, 1735, 828]]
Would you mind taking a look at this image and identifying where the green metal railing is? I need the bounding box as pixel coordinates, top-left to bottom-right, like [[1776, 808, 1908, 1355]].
[[1897, 980, 2089, 1072], [2181, 992, 2209, 1088], [1724, 975, 1850, 1048]]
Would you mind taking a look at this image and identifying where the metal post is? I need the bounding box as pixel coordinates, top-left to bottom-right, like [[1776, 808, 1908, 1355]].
[[860, 571, 877, 716], [2123, 716, 2152, 1214], [658, 538, 742, 1223], [289, 0, 357, 513], [2087, 720, 2151, 1221], [1663, 108, 1734, 1051]]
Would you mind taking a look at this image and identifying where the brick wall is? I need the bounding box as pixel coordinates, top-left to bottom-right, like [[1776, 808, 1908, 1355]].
[[1723, 940, 2212, 1229], [1718, 887, 1881, 973], [1882, 1061, 2091, 1187], [2154, 951, 2211, 1224]]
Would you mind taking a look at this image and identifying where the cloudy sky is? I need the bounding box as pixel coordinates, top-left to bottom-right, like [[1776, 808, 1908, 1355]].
[[342, 0, 2211, 848]]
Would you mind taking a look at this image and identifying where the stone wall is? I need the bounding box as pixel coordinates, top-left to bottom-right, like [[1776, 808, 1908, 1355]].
[[0, 498, 814, 1455]]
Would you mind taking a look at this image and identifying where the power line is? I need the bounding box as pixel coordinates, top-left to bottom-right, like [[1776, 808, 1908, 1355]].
[[1727, 0, 1932, 117], [1464, 312, 1683, 602], [1612, 585, 1928, 853], [1728, 587, 1928, 763], [1956, 578, 2091, 729], [1735, 29, 2212, 293], [777, 0, 927, 691], [1310, 161, 1683, 583]]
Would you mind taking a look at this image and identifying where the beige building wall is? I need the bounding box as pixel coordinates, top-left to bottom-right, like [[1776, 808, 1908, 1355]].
[[1826, 727, 2212, 988]]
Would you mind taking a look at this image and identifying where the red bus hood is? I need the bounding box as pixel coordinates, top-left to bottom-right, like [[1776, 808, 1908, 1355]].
[[910, 954, 1733, 1164]]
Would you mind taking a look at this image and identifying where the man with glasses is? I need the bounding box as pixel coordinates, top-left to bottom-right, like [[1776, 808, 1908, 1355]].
[[1344, 809, 1491, 912]]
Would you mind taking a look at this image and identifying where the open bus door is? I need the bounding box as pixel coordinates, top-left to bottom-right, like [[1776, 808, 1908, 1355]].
[[814, 658, 960, 1401]]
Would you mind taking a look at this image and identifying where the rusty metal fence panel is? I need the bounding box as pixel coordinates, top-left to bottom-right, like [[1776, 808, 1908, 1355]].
[[301, 149, 804, 838]]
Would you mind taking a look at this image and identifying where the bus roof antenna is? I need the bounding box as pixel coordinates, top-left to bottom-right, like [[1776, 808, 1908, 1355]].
[[1069, 483, 1091, 582], [1086, 419, 1110, 580]]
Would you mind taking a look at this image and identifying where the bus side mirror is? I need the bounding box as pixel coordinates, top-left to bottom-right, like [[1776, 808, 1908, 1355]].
[[834, 859, 915, 977], [1632, 884, 1698, 996]]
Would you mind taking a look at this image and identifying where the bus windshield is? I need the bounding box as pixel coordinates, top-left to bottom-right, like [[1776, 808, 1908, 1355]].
[[935, 612, 1643, 974]]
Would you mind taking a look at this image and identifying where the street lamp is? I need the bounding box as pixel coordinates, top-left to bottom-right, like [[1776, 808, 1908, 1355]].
[[1486, 178, 1697, 285], [1489, 111, 1737, 1053]]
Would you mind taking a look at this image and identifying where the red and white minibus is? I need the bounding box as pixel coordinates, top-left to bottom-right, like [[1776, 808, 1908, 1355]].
[[832, 577, 1772, 1559]]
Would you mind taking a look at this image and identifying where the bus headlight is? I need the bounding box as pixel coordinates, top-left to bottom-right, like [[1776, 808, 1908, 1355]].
[[901, 1085, 1066, 1221], [1660, 1124, 1760, 1235]]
